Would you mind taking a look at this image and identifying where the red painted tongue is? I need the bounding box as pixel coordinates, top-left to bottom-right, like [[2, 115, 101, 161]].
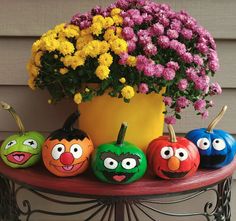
[[113, 175, 126, 182]]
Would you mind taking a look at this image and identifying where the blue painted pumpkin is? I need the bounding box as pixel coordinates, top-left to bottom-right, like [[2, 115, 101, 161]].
[[186, 106, 236, 168]]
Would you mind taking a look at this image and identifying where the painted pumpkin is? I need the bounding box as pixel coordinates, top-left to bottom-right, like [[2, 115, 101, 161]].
[[42, 111, 94, 177], [186, 106, 236, 168], [91, 122, 147, 184], [0, 102, 45, 168], [147, 124, 200, 179]]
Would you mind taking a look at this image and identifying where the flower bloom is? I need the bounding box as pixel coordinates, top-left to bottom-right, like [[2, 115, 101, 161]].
[[158, 36, 170, 48], [194, 99, 206, 111], [163, 68, 175, 80], [201, 110, 209, 119], [95, 65, 110, 80], [119, 77, 126, 84], [176, 96, 190, 108], [121, 85, 135, 99], [98, 53, 113, 67], [122, 27, 135, 40], [163, 97, 172, 106], [166, 61, 179, 71], [139, 83, 149, 94], [209, 82, 222, 95], [165, 116, 176, 125], [178, 79, 188, 91], [74, 92, 83, 104], [154, 64, 164, 77]]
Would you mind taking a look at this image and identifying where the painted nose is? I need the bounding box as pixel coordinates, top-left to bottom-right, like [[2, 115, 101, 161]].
[[60, 152, 74, 165], [168, 156, 180, 171]]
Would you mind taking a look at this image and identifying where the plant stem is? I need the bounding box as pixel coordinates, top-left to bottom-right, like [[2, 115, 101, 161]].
[[1, 101, 25, 135], [207, 105, 227, 133], [116, 122, 128, 146], [167, 124, 177, 143]]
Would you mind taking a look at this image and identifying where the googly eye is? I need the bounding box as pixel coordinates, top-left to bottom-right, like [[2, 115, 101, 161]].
[[212, 139, 226, 151], [160, 146, 174, 159], [121, 158, 136, 170], [52, 144, 65, 160], [5, 140, 17, 149], [175, 148, 188, 161], [23, 139, 38, 149], [104, 157, 118, 170], [70, 144, 83, 159], [197, 138, 211, 150]]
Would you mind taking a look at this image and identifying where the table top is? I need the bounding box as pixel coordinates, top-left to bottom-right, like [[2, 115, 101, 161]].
[[0, 158, 236, 198]]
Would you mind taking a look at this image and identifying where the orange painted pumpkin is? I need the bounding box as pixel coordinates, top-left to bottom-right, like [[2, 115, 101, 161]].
[[42, 111, 94, 177], [147, 125, 200, 179]]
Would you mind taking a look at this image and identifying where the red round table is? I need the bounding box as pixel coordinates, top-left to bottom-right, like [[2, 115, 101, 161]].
[[0, 158, 235, 221]]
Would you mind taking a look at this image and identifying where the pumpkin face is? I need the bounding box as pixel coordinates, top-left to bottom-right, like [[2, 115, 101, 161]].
[[42, 111, 94, 177], [91, 123, 147, 184], [147, 125, 200, 179], [186, 106, 236, 168], [0, 102, 45, 168], [1, 132, 45, 168]]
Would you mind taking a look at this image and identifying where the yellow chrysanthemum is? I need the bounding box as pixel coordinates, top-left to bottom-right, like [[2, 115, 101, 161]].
[[104, 29, 117, 42], [42, 29, 57, 39], [121, 86, 135, 100], [74, 50, 87, 59], [95, 65, 110, 80], [112, 15, 123, 25], [76, 35, 93, 50], [62, 55, 85, 70], [127, 56, 137, 67], [83, 40, 101, 58], [85, 88, 90, 93], [41, 36, 60, 52], [59, 41, 75, 55], [116, 27, 123, 38], [54, 23, 66, 33], [34, 51, 43, 67], [93, 15, 106, 26], [119, 77, 126, 84], [59, 68, 69, 75], [98, 53, 113, 67], [28, 77, 36, 90], [91, 22, 103, 36], [80, 28, 91, 36], [27, 62, 39, 77], [59, 25, 80, 38], [110, 38, 128, 55], [104, 17, 114, 29], [111, 8, 122, 16], [74, 93, 83, 104], [31, 40, 42, 54], [100, 41, 110, 54]]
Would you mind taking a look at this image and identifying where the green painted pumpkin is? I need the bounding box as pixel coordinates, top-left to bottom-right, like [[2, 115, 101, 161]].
[[0, 102, 45, 168], [91, 123, 147, 184]]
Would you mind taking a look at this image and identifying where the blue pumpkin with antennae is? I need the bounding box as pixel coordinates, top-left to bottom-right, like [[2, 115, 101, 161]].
[[186, 106, 236, 168]]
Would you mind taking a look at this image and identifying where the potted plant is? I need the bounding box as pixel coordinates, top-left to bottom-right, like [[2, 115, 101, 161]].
[[27, 0, 221, 148]]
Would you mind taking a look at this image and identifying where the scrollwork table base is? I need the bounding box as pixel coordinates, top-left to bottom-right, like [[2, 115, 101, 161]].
[[0, 159, 235, 221]]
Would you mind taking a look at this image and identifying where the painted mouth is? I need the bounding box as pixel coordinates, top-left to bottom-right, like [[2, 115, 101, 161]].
[[200, 154, 226, 167], [102, 171, 134, 183], [161, 170, 189, 179], [6, 152, 33, 165], [52, 161, 85, 173]]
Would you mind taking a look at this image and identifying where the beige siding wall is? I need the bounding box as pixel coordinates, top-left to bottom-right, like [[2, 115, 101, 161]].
[[0, 0, 236, 220]]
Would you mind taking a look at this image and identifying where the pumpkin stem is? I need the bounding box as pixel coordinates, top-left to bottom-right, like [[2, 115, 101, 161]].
[[207, 105, 227, 133], [63, 110, 80, 132], [0, 101, 25, 135], [167, 124, 177, 143], [116, 122, 128, 146]]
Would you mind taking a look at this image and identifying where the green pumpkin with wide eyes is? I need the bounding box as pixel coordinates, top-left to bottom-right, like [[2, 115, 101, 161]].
[[0, 102, 45, 168], [91, 123, 147, 184]]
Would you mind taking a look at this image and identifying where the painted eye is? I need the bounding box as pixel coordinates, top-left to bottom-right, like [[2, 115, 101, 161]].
[[197, 138, 211, 150], [121, 158, 137, 170], [175, 148, 188, 161], [70, 144, 83, 159], [160, 146, 174, 159], [5, 140, 17, 149], [23, 139, 38, 149], [52, 144, 65, 160], [212, 139, 226, 151], [104, 157, 118, 170]]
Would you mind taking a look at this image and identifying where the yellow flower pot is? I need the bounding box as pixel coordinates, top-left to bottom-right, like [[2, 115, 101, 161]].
[[79, 92, 165, 150]]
